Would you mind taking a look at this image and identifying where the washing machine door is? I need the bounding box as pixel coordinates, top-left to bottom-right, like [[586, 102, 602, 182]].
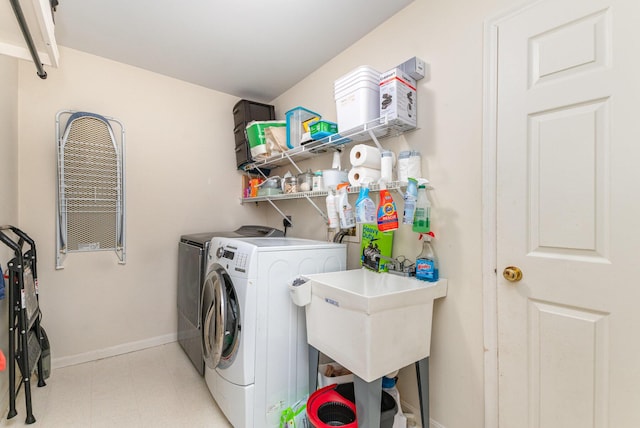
[[201, 266, 241, 369]]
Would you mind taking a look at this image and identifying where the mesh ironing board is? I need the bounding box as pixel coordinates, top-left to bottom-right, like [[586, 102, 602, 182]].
[[55, 110, 126, 269]]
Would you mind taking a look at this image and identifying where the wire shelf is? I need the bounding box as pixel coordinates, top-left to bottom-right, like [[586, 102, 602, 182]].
[[241, 181, 406, 203], [242, 116, 414, 171]]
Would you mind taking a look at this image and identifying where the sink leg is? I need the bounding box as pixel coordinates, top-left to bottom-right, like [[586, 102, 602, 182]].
[[415, 357, 430, 428], [354, 375, 382, 428], [308, 345, 320, 392]]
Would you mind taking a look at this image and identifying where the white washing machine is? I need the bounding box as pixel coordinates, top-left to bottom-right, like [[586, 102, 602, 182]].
[[202, 237, 346, 427]]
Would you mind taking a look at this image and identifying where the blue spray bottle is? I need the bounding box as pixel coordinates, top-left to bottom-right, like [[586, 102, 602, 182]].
[[355, 183, 376, 224], [415, 231, 439, 282]]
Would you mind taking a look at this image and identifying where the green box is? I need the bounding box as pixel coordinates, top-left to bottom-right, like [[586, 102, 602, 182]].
[[360, 224, 394, 272], [309, 120, 338, 139]]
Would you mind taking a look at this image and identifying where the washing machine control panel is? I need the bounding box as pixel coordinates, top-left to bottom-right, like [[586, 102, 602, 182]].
[[215, 244, 249, 273], [216, 246, 235, 260]]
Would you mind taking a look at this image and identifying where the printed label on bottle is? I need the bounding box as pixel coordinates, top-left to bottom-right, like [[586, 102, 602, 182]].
[[416, 259, 438, 281]]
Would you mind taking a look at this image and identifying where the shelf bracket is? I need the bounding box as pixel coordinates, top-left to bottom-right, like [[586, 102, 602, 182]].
[[265, 199, 293, 226], [264, 195, 328, 226], [303, 195, 329, 222], [367, 128, 384, 152], [281, 150, 303, 174]]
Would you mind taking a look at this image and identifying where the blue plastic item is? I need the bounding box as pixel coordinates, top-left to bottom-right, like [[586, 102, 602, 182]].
[[309, 120, 339, 140], [285, 106, 321, 149]]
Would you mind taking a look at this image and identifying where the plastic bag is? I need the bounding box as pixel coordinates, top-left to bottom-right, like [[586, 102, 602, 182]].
[[279, 397, 308, 428]]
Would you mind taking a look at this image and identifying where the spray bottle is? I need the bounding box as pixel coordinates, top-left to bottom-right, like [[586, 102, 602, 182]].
[[412, 179, 431, 233], [402, 177, 418, 226], [415, 231, 439, 282], [377, 182, 399, 231], [337, 183, 356, 229], [355, 183, 376, 224], [325, 187, 339, 229]]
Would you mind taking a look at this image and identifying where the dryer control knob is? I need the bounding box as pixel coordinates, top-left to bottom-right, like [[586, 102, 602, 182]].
[[216, 247, 224, 259]]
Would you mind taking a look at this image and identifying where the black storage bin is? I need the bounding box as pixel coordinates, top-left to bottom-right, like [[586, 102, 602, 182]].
[[233, 99, 275, 126], [234, 123, 249, 146], [233, 99, 276, 169]]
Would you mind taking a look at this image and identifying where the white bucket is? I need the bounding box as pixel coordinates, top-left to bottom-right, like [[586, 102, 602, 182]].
[[335, 82, 380, 134], [334, 66, 380, 88], [334, 66, 382, 137]]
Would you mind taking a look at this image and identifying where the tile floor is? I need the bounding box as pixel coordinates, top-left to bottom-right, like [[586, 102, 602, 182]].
[[0, 342, 232, 427]]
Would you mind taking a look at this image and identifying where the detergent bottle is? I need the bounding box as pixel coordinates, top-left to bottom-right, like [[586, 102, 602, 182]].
[[337, 183, 356, 229], [355, 183, 376, 224], [377, 183, 399, 231], [402, 177, 418, 226], [415, 232, 439, 282], [325, 187, 339, 229], [412, 180, 431, 233]]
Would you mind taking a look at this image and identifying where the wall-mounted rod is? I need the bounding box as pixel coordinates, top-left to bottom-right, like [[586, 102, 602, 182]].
[[10, 0, 47, 79]]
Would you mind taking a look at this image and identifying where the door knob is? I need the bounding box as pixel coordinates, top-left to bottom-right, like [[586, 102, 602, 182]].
[[503, 266, 523, 282]]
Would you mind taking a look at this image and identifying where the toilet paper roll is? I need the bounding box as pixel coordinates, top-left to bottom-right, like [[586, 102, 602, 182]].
[[350, 144, 381, 168], [348, 167, 382, 186]]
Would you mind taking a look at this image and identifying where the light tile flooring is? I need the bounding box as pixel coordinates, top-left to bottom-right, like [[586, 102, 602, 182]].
[[0, 342, 232, 427]]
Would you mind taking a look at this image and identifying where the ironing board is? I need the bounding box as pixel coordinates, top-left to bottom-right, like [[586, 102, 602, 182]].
[[55, 110, 126, 269]]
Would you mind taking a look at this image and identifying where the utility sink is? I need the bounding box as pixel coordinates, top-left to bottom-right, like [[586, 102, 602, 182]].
[[296, 268, 447, 382]]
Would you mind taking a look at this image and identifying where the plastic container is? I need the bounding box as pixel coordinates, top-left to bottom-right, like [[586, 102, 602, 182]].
[[286, 107, 321, 149], [334, 66, 381, 138], [355, 184, 376, 224], [312, 171, 324, 192], [283, 176, 298, 194], [377, 185, 399, 231], [416, 232, 439, 282], [233, 99, 275, 126], [318, 362, 354, 387], [337, 183, 355, 229], [297, 170, 314, 192], [246, 120, 286, 157], [309, 120, 339, 140], [412, 183, 431, 233], [402, 178, 418, 226], [307, 382, 396, 428], [326, 189, 339, 229], [397, 151, 411, 183], [380, 150, 394, 182]]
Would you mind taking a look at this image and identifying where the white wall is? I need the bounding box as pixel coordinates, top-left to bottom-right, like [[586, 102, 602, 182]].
[[9, 0, 525, 425], [16, 47, 268, 366], [0, 54, 19, 414], [268, 0, 517, 426]]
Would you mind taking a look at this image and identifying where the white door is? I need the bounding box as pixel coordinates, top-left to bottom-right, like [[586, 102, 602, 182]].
[[496, 0, 640, 426]]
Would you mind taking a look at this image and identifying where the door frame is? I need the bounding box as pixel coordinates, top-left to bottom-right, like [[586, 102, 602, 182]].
[[482, 1, 544, 427]]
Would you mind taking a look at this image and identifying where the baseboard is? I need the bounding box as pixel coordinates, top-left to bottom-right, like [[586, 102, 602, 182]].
[[52, 333, 178, 369], [402, 399, 445, 428]]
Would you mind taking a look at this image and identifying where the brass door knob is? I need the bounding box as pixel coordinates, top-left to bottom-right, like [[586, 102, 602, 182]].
[[503, 266, 523, 282]]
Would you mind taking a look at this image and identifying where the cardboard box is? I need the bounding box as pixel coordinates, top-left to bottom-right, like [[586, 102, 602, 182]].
[[379, 68, 417, 131], [318, 362, 354, 388]]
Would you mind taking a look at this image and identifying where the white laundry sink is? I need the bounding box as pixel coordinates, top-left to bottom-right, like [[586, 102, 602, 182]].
[[298, 268, 447, 382]]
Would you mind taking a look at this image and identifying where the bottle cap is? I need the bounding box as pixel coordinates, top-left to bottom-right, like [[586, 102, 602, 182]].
[[382, 376, 396, 388], [419, 231, 436, 240]]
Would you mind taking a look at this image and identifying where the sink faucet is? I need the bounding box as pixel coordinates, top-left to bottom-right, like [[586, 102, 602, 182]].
[[372, 253, 401, 272], [372, 254, 415, 276]]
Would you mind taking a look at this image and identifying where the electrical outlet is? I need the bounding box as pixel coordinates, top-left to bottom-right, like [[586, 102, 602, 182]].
[[283, 215, 293, 228]]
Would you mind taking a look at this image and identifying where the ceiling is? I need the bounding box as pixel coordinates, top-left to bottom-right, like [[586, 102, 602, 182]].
[[52, 0, 414, 102]]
